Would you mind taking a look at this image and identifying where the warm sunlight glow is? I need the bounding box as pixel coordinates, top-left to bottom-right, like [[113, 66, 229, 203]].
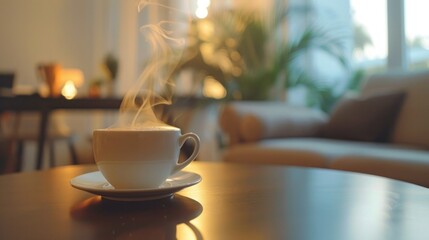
[[61, 80, 77, 99], [59, 69, 84, 87], [203, 76, 226, 99], [197, 0, 210, 8], [195, 0, 210, 19], [195, 7, 208, 19], [197, 20, 214, 41]]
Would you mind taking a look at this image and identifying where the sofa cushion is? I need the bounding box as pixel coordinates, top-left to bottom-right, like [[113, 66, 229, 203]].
[[222, 137, 429, 186], [239, 107, 327, 142], [219, 102, 327, 145], [223, 139, 331, 168], [323, 91, 405, 142], [219, 102, 290, 145], [331, 148, 429, 187], [223, 138, 420, 167], [361, 70, 429, 149]]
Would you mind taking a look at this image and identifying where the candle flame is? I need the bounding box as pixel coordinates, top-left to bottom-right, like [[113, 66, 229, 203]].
[[61, 80, 77, 99]]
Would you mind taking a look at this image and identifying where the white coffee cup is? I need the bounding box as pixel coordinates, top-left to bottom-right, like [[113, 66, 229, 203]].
[[93, 126, 200, 189]]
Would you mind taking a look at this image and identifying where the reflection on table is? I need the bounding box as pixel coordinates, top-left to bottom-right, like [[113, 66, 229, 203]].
[[1, 162, 429, 239]]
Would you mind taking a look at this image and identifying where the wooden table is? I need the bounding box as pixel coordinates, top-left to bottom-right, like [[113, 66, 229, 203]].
[[0, 95, 206, 170], [0, 95, 122, 170], [1, 162, 429, 239]]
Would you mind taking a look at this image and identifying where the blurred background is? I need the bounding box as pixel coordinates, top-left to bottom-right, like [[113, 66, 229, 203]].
[[0, 0, 427, 172]]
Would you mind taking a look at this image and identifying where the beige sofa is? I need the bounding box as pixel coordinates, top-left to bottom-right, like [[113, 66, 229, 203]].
[[219, 70, 429, 187]]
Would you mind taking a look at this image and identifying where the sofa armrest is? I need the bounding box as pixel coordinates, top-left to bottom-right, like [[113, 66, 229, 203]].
[[219, 101, 328, 145]]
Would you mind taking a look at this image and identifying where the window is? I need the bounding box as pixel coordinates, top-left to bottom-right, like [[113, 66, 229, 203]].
[[350, 0, 387, 73], [405, 0, 429, 70], [351, 0, 429, 72]]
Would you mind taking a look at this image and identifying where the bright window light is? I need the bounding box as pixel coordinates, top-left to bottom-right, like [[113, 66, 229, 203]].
[[195, 7, 208, 19], [197, 0, 211, 8]]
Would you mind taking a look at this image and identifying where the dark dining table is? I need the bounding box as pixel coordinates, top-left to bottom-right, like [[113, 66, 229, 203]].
[[1, 162, 429, 239], [0, 95, 122, 170], [0, 94, 212, 170]]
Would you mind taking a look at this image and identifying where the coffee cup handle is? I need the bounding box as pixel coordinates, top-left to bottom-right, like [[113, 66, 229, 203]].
[[173, 132, 200, 173]]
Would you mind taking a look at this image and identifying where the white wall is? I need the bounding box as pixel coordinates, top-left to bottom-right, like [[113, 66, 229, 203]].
[[0, 0, 144, 124], [0, 1, 132, 164], [116, 0, 139, 95], [0, 0, 104, 90]]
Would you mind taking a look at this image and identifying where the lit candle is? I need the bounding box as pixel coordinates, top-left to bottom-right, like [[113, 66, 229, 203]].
[[61, 80, 77, 99]]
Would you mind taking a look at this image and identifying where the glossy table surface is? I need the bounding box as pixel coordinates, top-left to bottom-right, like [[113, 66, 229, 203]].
[[1, 162, 429, 240]]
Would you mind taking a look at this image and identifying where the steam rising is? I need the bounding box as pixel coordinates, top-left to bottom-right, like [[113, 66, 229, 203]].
[[114, 0, 189, 129]]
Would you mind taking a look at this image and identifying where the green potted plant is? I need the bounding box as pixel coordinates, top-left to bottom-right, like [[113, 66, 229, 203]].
[[173, 6, 348, 104]]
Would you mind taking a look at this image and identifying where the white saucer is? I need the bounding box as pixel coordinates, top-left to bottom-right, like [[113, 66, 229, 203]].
[[70, 171, 201, 201]]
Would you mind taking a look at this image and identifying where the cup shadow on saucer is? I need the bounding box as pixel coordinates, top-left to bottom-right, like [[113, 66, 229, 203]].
[[70, 194, 203, 239]]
